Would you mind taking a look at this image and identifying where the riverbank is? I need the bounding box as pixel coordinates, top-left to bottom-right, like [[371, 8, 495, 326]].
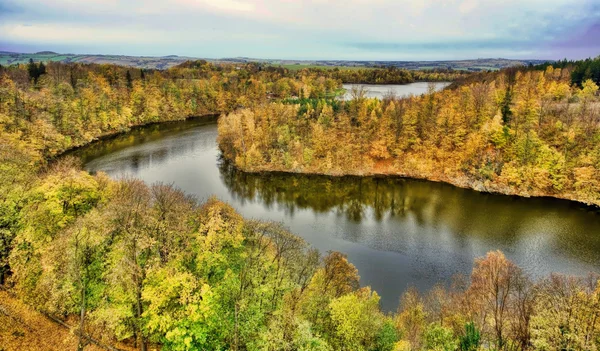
[[218, 70, 600, 210], [61, 110, 598, 210], [220, 157, 600, 210], [56, 104, 596, 211], [77, 118, 600, 313], [52, 114, 219, 164]]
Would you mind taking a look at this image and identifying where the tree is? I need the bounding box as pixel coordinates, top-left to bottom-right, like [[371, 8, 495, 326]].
[[396, 287, 427, 349], [104, 179, 153, 351], [9, 161, 102, 305], [328, 287, 385, 351], [424, 323, 458, 351], [468, 251, 527, 350], [49, 211, 108, 351], [126, 70, 133, 90], [460, 322, 480, 351], [531, 275, 600, 351], [27, 58, 37, 82], [500, 87, 513, 125], [27, 58, 46, 84], [301, 251, 360, 337]]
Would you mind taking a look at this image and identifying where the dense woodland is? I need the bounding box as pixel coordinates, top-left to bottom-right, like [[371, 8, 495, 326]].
[[0, 59, 599, 350], [295, 67, 470, 85], [533, 58, 600, 87], [219, 60, 600, 207]]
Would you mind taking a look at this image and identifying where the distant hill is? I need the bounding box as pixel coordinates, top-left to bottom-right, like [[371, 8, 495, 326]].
[[260, 58, 552, 71], [0, 51, 552, 71], [0, 52, 194, 69]]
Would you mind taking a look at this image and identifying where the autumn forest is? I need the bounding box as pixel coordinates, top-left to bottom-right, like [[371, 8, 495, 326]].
[[0, 55, 599, 351]]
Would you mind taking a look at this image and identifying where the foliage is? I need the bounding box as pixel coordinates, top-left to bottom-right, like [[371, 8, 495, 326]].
[[0, 59, 598, 350], [459, 322, 480, 351], [424, 323, 458, 351], [219, 67, 600, 206]]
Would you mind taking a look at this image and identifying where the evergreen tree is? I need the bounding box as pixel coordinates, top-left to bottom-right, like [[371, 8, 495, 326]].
[[27, 58, 38, 83], [501, 87, 512, 125], [27, 58, 46, 84], [38, 61, 46, 77], [126, 70, 133, 89], [460, 322, 481, 351]]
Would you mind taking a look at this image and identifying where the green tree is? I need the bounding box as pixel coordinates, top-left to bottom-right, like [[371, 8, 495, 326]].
[[126, 70, 133, 90], [424, 323, 458, 351], [459, 322, 480, 351], [328, 287, 385, 351]]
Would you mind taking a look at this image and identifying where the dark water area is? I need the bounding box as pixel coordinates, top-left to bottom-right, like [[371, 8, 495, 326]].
[[75, 117, 600, 312]]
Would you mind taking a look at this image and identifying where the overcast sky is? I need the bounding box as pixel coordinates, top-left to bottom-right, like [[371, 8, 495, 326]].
[[1, 0, 599, 60]]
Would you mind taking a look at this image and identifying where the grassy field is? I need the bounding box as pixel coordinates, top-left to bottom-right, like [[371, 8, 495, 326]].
[[274, 64, 373, 71], [0, 52, 547, 71], [0, 52, 191, 69], [274, 62, 510, 72], [0, 53, 82, 66]]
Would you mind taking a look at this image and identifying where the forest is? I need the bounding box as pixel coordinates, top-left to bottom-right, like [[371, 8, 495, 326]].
[[292, 67, 470, 84], [219, 61, 600, 207], [0, 58, 599, 350]]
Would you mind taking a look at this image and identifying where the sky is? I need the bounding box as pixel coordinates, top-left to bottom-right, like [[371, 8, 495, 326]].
[[1, 0, 599, 61]]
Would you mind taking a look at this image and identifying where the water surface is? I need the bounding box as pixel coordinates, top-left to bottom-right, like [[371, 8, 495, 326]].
[[77, 118, 600, 311], [342, 82, 451, 100]]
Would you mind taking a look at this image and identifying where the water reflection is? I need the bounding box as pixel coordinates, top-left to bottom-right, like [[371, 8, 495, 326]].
[[71, 116, 219, 166], [342, 82, 451, 100], [75, 119, 600, 311], [219, 160, 600, 271]]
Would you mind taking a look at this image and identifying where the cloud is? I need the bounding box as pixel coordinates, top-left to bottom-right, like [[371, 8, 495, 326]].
[[194, 0, 256, 13], [1, 22, 170, 44], [459, 0, 478, 14], [0, 0, 599, 60]]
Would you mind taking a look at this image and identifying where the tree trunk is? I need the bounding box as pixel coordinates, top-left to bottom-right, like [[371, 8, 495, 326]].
[[233, 303, 239, 351], [78, 286, 86, 351], [137, 285, 147, 351]]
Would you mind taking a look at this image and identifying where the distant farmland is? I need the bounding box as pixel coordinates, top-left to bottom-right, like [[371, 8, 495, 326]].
[[0, 51, 551, 71]]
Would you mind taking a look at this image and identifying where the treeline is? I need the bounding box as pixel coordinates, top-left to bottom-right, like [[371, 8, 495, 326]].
[[219, 66, 600, 206], [0, 60, 345, 158], [533, 56, 600, 87], [289, 67, 470, 84]]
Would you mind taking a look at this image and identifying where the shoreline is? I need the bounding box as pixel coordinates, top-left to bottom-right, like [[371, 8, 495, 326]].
[[51, 114, 219, 163], [220, 155, 600, 211], [55, 115, 598, 212]]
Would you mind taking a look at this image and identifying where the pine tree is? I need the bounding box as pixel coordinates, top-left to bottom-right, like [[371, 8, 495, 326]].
[[460, 322, 480, 351], [501, 87, 512, 125], [38, 61, 46, 77], [126, 70, 133, 89], [27, 58, 38, 83], [27, 59, 46, 84]]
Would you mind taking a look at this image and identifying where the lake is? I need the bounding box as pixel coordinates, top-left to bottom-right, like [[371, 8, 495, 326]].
[[76, 117, 600, 312], [342, 82, 451, 100]]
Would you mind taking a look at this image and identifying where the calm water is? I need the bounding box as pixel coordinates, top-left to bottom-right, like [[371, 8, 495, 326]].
[[342, 82, 451, 100], [76, 118, 600, 311]]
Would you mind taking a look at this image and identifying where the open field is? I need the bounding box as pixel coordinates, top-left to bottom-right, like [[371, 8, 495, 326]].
[[274, 63, 373, 71], [0, 51, 550, 71], [0, 51, 192, 69]]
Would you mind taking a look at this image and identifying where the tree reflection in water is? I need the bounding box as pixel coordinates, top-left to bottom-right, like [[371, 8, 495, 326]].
[[219, 159, 600, 265]]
